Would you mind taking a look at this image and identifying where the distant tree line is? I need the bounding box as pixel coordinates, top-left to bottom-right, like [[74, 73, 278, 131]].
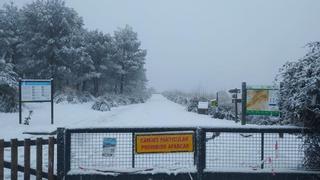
[[0, 0, 148, 101]]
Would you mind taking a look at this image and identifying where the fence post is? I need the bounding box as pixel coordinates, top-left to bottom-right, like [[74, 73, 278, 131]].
[[48, 137, 54, 180], [0, 139, 3, 180], [24, 139, 31, 180], [57, 128, 65, 180], [196, 128, 206, 180], [64, 130, 71, 176], [11, 139, 18, 180], [132, 132, 135, 168], [36, 138, 43, 180], [261, 133, 264, 169]]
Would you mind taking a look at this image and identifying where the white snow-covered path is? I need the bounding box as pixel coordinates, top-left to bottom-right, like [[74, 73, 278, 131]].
[[98, 94, 239, 127], [0, 94, 243, 140]]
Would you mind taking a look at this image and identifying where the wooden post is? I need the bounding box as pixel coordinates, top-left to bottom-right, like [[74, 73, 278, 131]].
[[11, 139, 18, 180], [36, 138, 42, 180], [241, 82, 247, 125], [24, 139, 30, 180], [48, 137, 54, 180], [0, 139, 4, 180], [234, 92, 238, 121]]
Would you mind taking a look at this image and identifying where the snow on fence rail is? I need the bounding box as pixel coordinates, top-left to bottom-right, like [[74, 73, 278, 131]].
[[56, 127, 320, 180]]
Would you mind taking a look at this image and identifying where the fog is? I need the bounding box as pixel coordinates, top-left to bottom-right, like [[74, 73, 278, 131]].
[[2, 0, 320, 92]]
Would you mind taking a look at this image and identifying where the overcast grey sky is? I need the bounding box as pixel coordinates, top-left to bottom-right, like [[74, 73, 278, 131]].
[[2, 0, 320, 93]]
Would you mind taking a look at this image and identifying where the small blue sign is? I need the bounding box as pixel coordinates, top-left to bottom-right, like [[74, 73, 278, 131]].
[[22, 81, 51, 86]]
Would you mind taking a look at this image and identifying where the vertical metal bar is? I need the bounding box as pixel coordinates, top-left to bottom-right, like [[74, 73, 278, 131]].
[[196, 128, 206, 180], [48, 137, 54, 180], [64, 130, 71, 175], [36, 138, 42, 180], [132, 132, 135, 168], [11, 139, 18, 180], [261, 133, 264, 169], [19, 80, 22, 124], [57, 128, 65, 180], [0, 139, 4, 180], [51, 79, 54, 124], [24, 139, 30, 180], [193, 130, 197, 166], [241, 82, 247, 125]]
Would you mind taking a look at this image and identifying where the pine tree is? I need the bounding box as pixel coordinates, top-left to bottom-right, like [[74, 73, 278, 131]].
[[19, 0, 84, 88], [83, 30, 114, 96], [113, 25, 147, 94], [0, 59, 18, 112], [0, 3, 22, 66], [0, 1, 150, 111]]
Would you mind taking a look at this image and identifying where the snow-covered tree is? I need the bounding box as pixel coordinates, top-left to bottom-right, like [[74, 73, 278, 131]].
[[83, 30, 114, 96], [113, 25, 147, 94], [0, 3, 22, 66], [278, 42, 320, 170], [19, 0, 84, 87], [0, 59, 18, 112], [278, 42, 320, 127], [0, 1, 150, 111]]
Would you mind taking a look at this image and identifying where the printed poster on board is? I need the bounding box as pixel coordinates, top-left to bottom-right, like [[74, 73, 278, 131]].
[[102, 138, 117, 157], [246, 86, 279, 116]]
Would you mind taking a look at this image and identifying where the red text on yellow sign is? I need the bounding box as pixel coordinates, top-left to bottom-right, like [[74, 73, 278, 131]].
[[135, 133, 194, 154]]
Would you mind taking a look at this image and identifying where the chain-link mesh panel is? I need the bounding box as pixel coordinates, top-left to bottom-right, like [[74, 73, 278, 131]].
[[70, 131, 196, 171], [134, 151, 194, 169], [264, 133, 304, 170], [206, 132, 261, 170], [70, 133, 133, 170], [205, 130, 311, 171]]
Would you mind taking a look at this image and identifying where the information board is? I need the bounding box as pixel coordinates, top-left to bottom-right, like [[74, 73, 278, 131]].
[[135, 133, 194, 154], [198, 102, 209, 109], [21, 81, 52, 102], [246, 86, 279, 116], [19, 79, 54, 124]]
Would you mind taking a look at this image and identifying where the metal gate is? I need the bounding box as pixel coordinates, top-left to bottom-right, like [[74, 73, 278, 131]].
[[56, 127, 320, 180]]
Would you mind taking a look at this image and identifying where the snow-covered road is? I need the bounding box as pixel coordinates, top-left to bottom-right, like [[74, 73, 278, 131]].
[[93, 94, 239, 127], [1, 94, 242, 140]]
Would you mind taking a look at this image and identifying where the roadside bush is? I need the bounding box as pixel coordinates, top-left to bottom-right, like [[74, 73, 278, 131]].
[[54, 88, 95, 104], [91, 93, 149, 111], [91, 98, 111, 111]]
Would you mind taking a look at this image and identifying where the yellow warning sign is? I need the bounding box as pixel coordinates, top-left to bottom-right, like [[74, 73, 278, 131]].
[[135, 133, 194, 154]]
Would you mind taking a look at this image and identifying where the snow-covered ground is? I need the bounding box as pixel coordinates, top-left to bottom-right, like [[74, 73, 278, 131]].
[[0, 94, 245, 140]]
